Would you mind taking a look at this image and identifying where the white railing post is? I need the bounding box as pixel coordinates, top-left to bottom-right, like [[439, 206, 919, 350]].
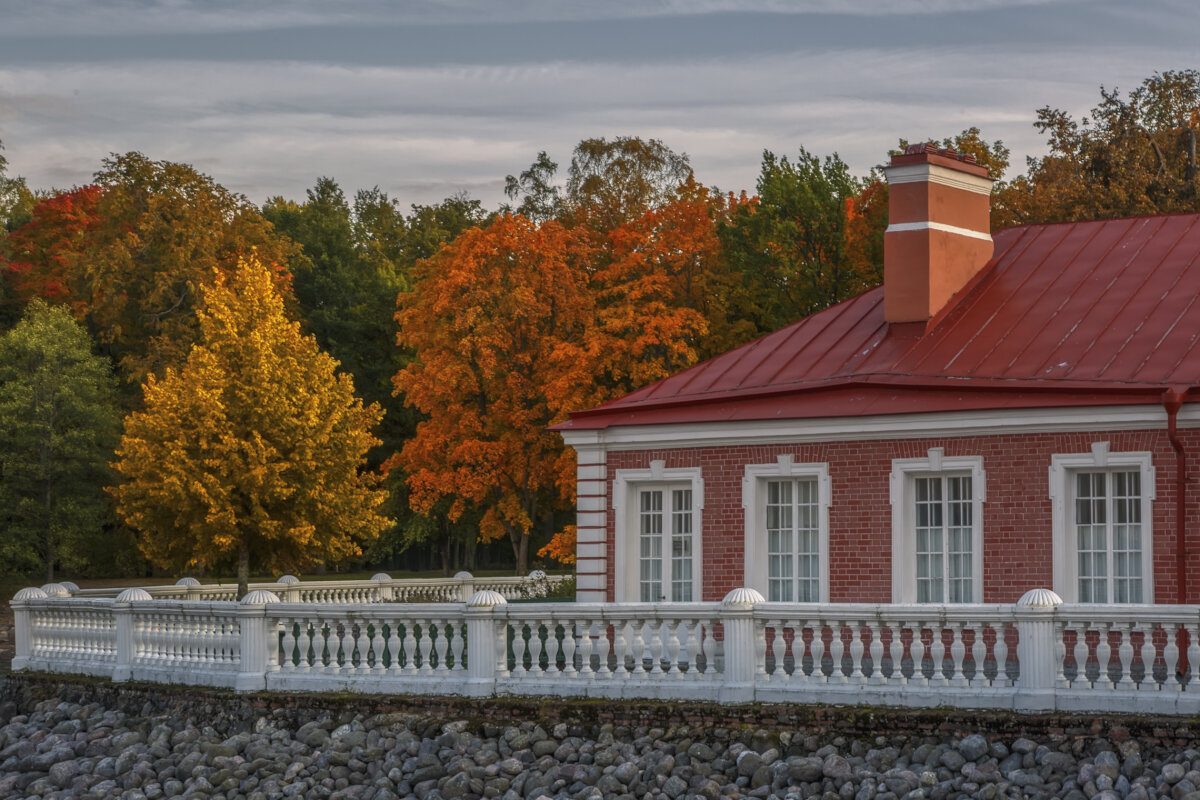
[[1015, 588, 1063, 711], [456, 572, 476, 603], [276, 575, 301, 603], [236, 590, 280, 692], [372, 573, 394, 602], [719, 588, 764, 703], [113, 588, 152, 682], [10, 587, 47, 671], [465, 590, 506, 696], [176, 577, 202, 601]]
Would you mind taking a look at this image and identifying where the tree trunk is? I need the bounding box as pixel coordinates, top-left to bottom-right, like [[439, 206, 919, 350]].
[[43, 479, 54, 583], [439, 527, 450, 577], [237, 540, 250, 599], [516, 532, 528, 576]]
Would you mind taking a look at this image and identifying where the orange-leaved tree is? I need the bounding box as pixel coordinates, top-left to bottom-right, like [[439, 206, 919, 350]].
[[393, 214, 592, 574], [4, 154, 298, 388], [112, 255, 389, 598]]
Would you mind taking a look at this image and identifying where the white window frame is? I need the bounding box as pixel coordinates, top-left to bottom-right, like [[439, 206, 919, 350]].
[[890, 448, 986, 604], [1049, 442, 1155, 604], [742, 455, 831, 603], [613, 461, 703, 603]]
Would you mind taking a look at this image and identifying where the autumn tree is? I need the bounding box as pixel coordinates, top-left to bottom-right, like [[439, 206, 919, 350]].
[[4, 153, 298, 387], [394, 214, 591, 574], [994, 70, 1200, 227], [113, 256, 389, 597], [0, 300, 121, 580]]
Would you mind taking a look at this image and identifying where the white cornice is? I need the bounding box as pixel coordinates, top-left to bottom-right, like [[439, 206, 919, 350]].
[[557, 404, 1197, 451], [886, 220, 992, 242], [885, 162, 994, 195]]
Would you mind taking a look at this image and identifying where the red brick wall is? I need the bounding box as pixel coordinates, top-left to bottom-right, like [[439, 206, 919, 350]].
[[603, 428, 1200, 604]]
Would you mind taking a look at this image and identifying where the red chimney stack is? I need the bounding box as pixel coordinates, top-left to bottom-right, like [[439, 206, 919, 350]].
[[883, 143, 994, 323]]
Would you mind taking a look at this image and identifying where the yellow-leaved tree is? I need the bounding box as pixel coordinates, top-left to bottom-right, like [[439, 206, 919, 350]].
[[113, 255, 390, 597]]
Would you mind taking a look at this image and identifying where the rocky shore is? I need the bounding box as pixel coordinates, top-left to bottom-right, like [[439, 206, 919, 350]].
[[3, 680, 1200, 800]]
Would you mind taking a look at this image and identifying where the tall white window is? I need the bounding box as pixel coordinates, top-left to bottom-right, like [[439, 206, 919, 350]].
[[614, 462, 703, 603], [637, 485, 694, 602], [891, 449, 985, 604], [1051, 444, 1154, 604], [744, 457, 831, 603]]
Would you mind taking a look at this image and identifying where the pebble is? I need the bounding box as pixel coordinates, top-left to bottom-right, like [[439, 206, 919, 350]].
[[4, 689, 1200, 800]]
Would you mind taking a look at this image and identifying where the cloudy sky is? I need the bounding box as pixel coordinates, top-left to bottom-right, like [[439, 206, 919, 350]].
[[1, 0, 1198, 210]]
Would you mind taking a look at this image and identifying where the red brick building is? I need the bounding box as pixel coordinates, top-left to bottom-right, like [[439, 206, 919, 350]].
[[554, 143, 1200, 607]]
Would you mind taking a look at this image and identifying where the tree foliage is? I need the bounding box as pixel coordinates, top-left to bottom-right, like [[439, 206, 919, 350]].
[[995, 70, 1200, 227], [4, 153, 299, 387], [393, 214, 591, 573], [112, 256, 389, 597], [0, 300, 121, 581]]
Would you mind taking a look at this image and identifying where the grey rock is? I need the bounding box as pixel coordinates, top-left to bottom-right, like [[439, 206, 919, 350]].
[[789, 757, 825, 783], [956, 735, 988, 762], [739, 752, 765, 778], [824, 755, 853, 781], [1094, 751, 1121, 781], [938, 750, 965, 771], [1166, 764, 1188, 785]]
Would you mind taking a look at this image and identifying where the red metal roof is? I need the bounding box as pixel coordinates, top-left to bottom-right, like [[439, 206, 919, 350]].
[[560, 214, 1200, 430]]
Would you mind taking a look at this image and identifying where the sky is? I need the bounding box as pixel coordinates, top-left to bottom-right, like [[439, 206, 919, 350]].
[[1, 0, 1198, 211]]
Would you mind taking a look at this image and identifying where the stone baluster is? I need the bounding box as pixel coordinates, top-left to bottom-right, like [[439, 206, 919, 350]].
[[700, 619, 716, 677], [1138, 625, 1158, 692], [511, 622, 528, 677], [647, 619, 664, 677], [771, 620, 788, 683], [1187, 623, 1200, 693], [949, 622, 968, 688], [280, 618, 297, 672], [1164, 624, 1180, 692], [869, 622, 886, 685], [1116, 622, 1136, 690], [828, 621, 847, 684], [888, 624, 906, 685], [809, 621, 827, 683], [1070, 623, 1089, 689], [1052, 621, 1068, 689], [611, 621, 629, 678], [908, 623, 927, 686], [418, 619, 435, 676], [560, 615, 577, 678], [627, 620, 645, 677], [970, 625, 988, 688], [992, 623, 1011, 687], [754, 617, 769, 684], [664, 618, 682, 678], [1094, 622, 1114, 690], [450, 620, 465, 673], [576, 620, 594, 678], [595, 620, 612, 678], [542, 619, 560, 677], [928, 624, 948, 687], [849, 622, 866, 682]]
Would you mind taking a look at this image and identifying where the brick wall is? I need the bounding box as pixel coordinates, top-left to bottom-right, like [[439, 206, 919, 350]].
[[601, 428, 1200, 604]]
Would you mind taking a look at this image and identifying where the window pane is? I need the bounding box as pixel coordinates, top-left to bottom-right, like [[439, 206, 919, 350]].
[[765, 477, 819, 602], [1073, 469, 1144, 604], [671, 489, 693, 602]]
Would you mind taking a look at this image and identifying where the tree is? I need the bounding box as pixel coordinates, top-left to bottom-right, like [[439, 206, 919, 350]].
[[0, 300, 121, 581], [720, 147, 879, 332], [112, 256, 389, 597], [393, 214, 592, 574], [994, 70, 1200, 227], [0, 138, 34, 235], [4, 153, 299, 387], [567, 137, 693, 230], [504, 151, 564, 222]]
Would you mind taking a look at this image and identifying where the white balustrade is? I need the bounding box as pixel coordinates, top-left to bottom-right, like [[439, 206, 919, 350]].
[[13, 584, 1200, 714]]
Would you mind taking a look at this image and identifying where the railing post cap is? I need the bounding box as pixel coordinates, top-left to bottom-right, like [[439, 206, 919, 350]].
[[454, 571, 474, 580], [116, 588, 153, 603], [176, 577, 201, 587], [372, 573, 392, 582], [59, 581, 79, 594], [241, 589, 282, 605], [722, 587, 766, 608], [467, 589, 508, 608], [40, 583, 70, 597], [1017, 588, 1064, 608], [528, 569, 547, 580], [276, 575, 300, 585], [13, 587, 48, 601]]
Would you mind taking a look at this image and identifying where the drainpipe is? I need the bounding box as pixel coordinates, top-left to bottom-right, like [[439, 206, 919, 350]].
[[1163, 388, 1190, 604]]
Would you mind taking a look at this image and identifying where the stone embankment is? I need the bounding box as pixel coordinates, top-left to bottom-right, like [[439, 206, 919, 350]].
[[4, 678, 1200, 800]]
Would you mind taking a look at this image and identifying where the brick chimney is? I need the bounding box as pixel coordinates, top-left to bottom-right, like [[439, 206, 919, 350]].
[[883, 143, 994, 323]]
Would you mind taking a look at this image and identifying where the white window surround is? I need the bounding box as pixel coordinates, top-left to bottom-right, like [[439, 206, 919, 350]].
[[890, 448, 986, 603], [1049, 442, 1156, 604], [742, 456, 831, 602], [612, 461, 704, 603]]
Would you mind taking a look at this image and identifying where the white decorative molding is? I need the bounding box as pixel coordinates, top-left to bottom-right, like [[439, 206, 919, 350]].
[[742, 459, 832, 602], [554, 404, 1196, 451], [886, 220, 993, 242], [1048, 448, 1155, 604], [884, 161, 994, 194], [889, 452, 986, 604]]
